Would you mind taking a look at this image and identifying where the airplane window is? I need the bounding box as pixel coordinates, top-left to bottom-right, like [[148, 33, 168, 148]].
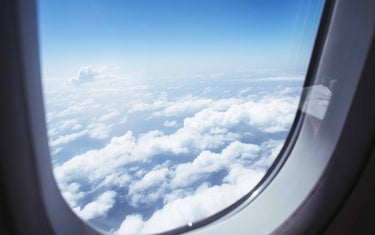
[[37, 0, 325, 234]]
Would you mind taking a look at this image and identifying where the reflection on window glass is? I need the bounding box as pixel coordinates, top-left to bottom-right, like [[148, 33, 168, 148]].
[[38, 0, 325, 233]]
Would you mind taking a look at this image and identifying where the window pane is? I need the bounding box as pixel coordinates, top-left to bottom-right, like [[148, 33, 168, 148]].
[[37, 0, 325, 234]]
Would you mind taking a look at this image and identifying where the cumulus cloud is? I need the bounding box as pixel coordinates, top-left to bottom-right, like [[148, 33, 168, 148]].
[[127, 167, 171, 206], [53, 90, 298, 216], [114, 214, 144, 235], [54, 131, 137, 189], [71, 66, 99, 85], [130, 168, 170, 192], [73, 191, 116, 220], [170, 141, 260, 188], [115, 167, 264, 234], [46, 74, 301, 233], [60, 182, 86, 208], [54, 127, 259, 211]]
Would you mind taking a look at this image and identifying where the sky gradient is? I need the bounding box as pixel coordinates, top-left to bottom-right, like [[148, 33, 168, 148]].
[[38, 0, 325, 80]]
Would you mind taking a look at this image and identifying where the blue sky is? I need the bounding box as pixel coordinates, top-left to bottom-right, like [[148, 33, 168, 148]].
[[38, 0, 324, 80]]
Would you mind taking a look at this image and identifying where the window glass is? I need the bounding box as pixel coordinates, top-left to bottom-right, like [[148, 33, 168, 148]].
[[37, 0, 325, 234]]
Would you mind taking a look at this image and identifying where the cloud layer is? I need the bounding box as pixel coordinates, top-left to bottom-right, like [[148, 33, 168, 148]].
[[71, 66, 99, 85], [44, 67, 302, 233]]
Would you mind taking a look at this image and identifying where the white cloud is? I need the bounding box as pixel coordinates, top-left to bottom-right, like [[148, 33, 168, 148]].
[[101, 173, 131, 188], [52, 147, 63, 155], [115, 169, 264, 234], [152, 97, 212, 117], [72, 124, 83, 131], [49, 130, 88, 146], [163, 120, 177, 128], [59, 118, 79, 130], [124, 140, 261, 208], [54, 131, 137, 188], [98, 111, 120, 122], [128, 96, 239, 118], [47, 119, 82, 138], [74, 190, 116, 220], [128, 100, 168, 113], [60, 182, 86, 208], [47, 80, 300, 233], [170, 141, 260, 188], [56, 98, 100, 118], [127, 167, 171, 206], [182, 95, 298, 134], [254, 140, 285, 169], [71, 66, 99, 85], [54, 91, 297, 212], [88, 123, 114, 139], [113, 214, 144, 235], [119, 116, 128, 124], [130, 168, 170, 192]]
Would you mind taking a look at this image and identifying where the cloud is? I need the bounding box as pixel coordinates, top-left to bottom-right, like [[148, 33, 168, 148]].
[[125, 140, 261, 208], [128, 96, 216, 118], [128, 100, 168, 113], [53, 90, 297, 211], [60, 182, 86, 208], [170, 141, 260, 188], [71, 124, 83, 131], [71, 66, 99, 85], [47, 79, 300, 233], [119, 116, 128, 124], [59, 119, 79, 130], [54, 129, 254, 210], [47, 119, 82, 138], [88, 123, 114, 139], [115, 168, 264, 234], [49, 130, 88, 146], [56, 98, 100, 118], [113, 214, 144, 235], [54, 131, 137, 189], [152, 97, 212, 117], [130, 168, 170, 192], [254, 140, 285, 169], [73, 190, 116, 220], [98, 111, 120, 122], [127, 167, 171, 206], [182, 95, 298, 134], [52, 147, 63, 155], [163, 120, 177, 128]]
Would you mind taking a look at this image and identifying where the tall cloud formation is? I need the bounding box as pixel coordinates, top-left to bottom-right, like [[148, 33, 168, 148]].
[[71, 66, 99, 85], [45, 67, 302, 234]]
